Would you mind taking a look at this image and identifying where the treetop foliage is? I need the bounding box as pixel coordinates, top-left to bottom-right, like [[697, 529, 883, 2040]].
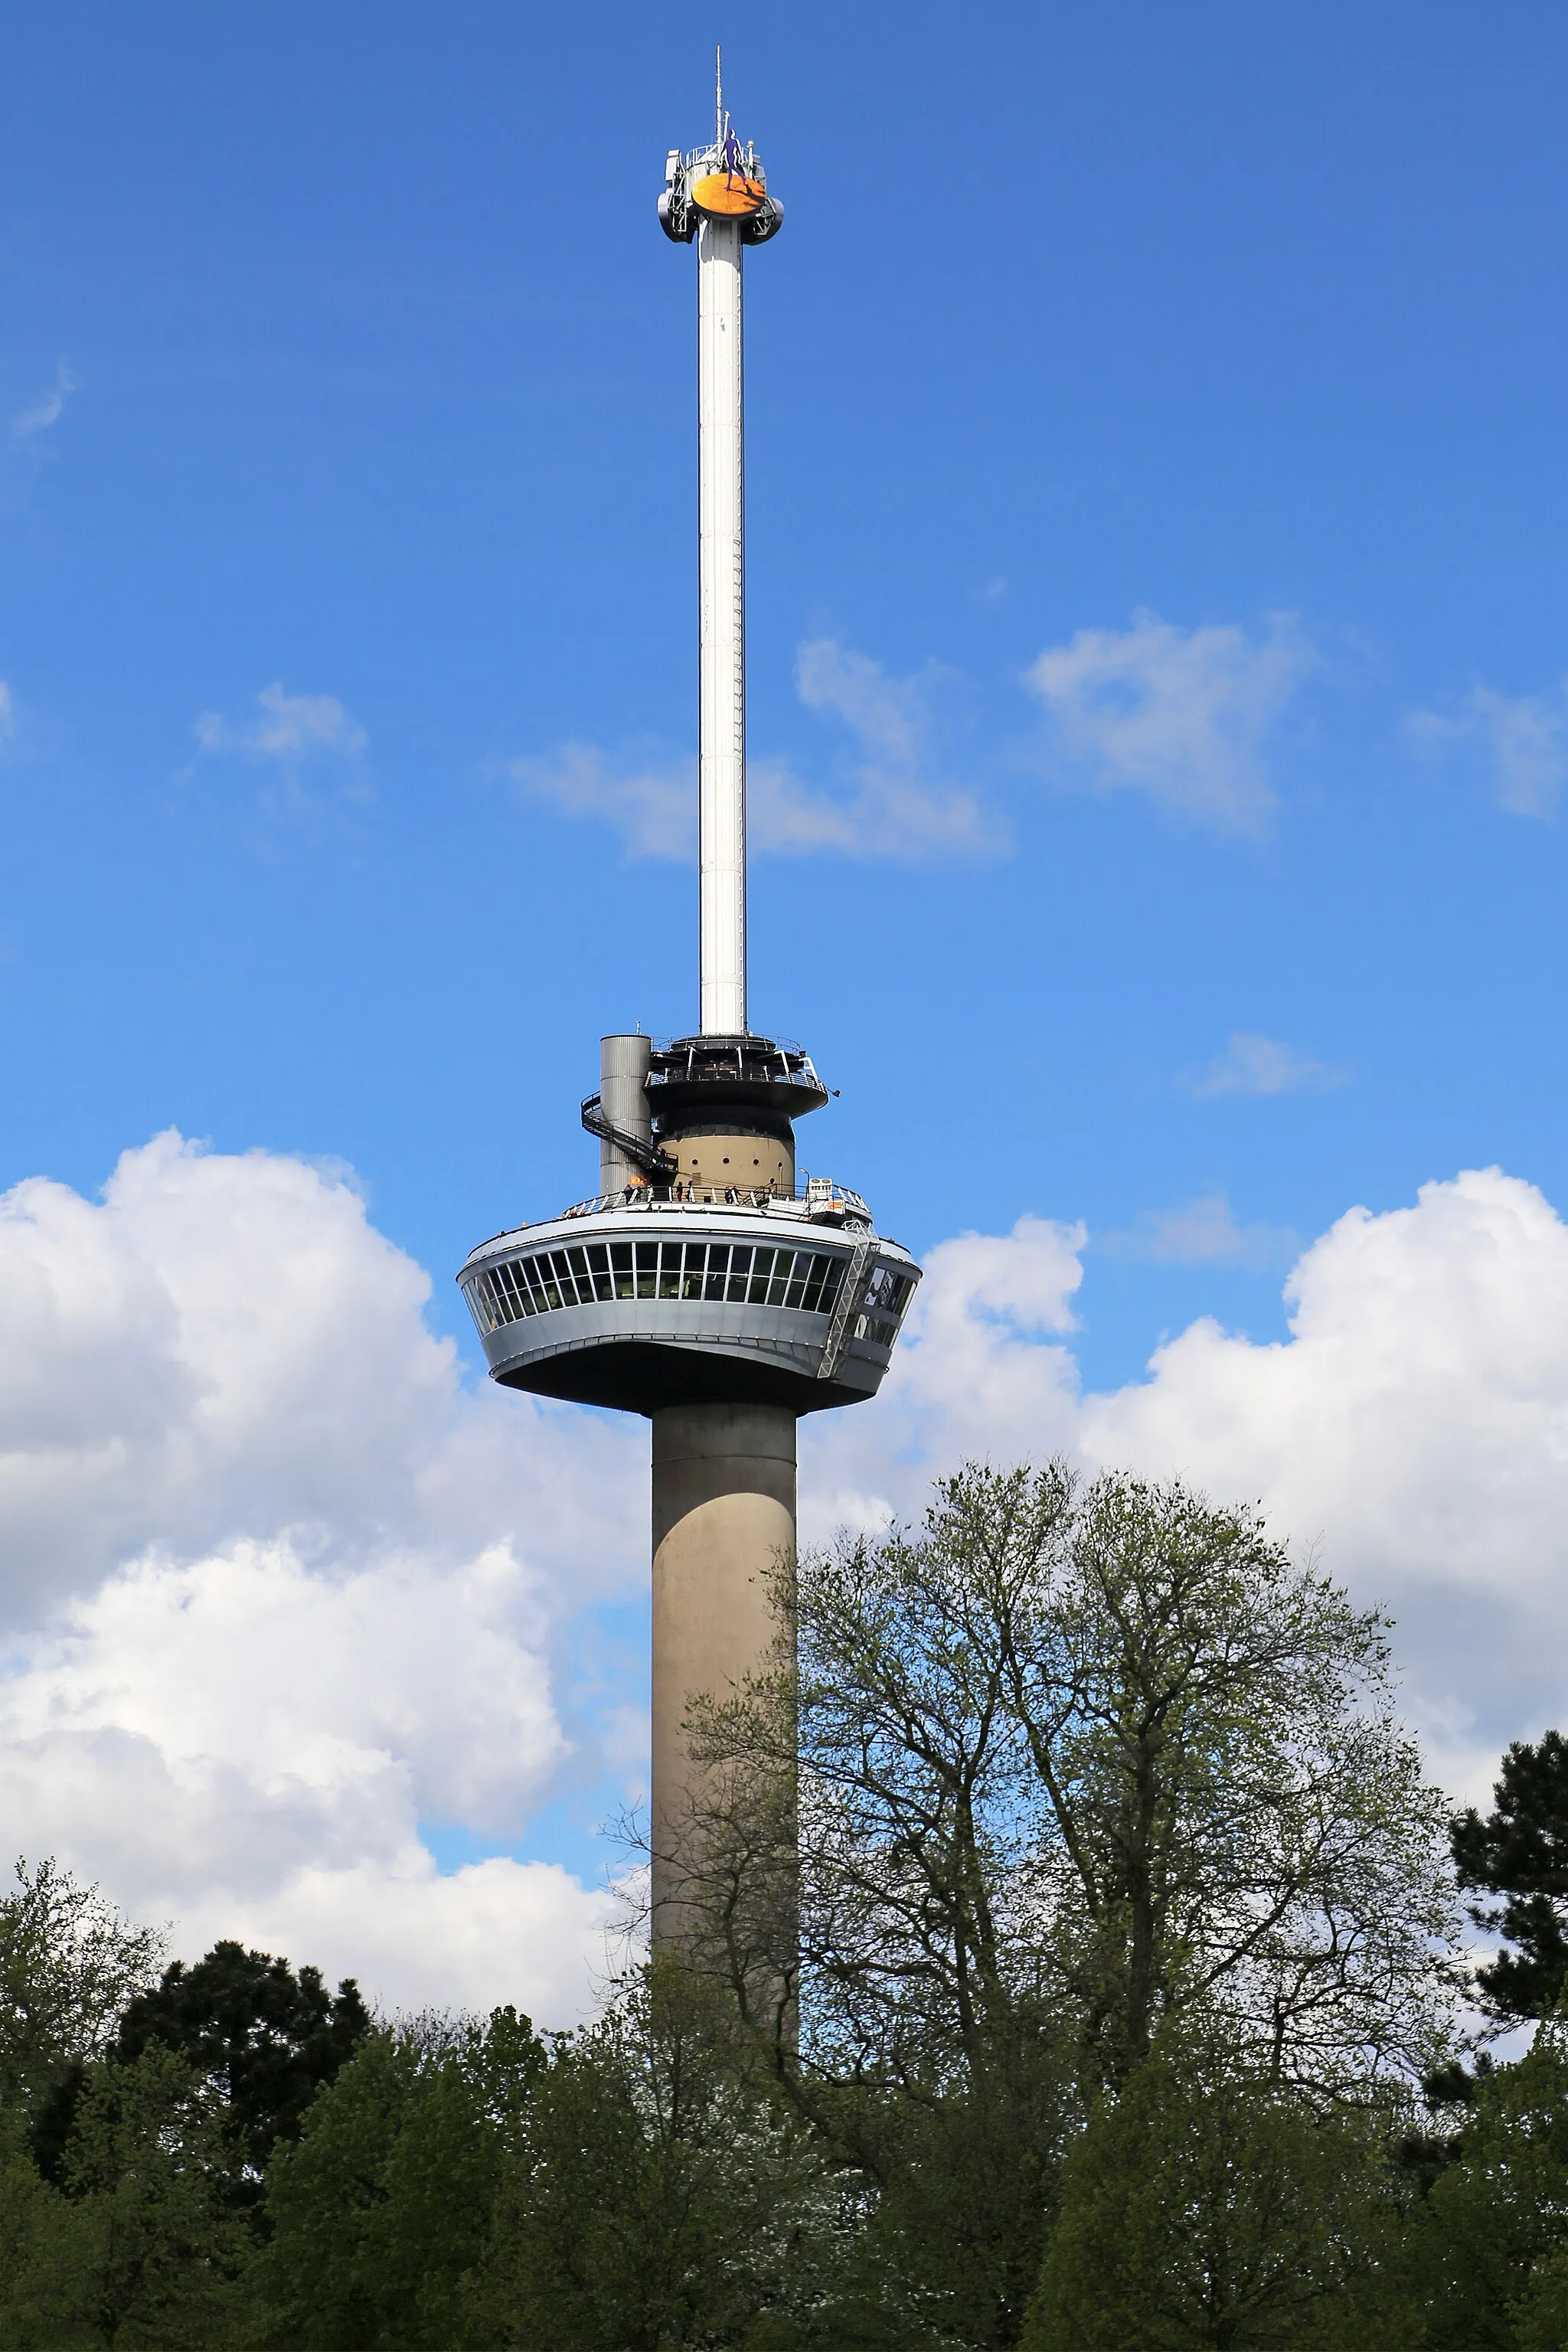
[[1024, 2025, 1406, 2350], [685, 1462, 1459, 2105], [1452, 1730, 1568, 2022], [0, 1856, 164, 2112], [113, 1938, 371, 2176]]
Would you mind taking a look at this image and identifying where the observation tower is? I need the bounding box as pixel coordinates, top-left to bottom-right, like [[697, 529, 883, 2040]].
[[458, 64, 918, 1944]]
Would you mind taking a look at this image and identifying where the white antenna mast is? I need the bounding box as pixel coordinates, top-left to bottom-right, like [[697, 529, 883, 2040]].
[[695, 47, 747, 1033], [657, 63, 784, 1034]]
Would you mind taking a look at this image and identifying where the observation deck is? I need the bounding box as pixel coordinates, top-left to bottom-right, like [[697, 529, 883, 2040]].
[[459, 1178, 919, 1417]]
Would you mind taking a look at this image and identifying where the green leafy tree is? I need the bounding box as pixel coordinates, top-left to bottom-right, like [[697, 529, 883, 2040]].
[[35, 1939, 370, 2209], [477, 1965, 847, 2352], [700, 1458, 1457, 2107], [0, 1862, 254, 2348], [694, 1465, 1457, 2103], [1, 2044, 253, 2350], [114, 1940, 370, 2176], [1023, 2034, 1408, 2352], [673, 1462, 1458, 2348], [259, 2010, 530, 2352], [1452, 1731, 1568, 2021], [0, 2120, 100, 2350], [1396, 2024, 1568, 2350], [823, 2033, 1079, 2351], [0, 1859, 162, 2119], [804, 1449, 1457, 2098]]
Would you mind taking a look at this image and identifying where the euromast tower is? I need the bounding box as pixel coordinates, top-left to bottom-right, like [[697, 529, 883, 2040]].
[[458, 76, 918, 1944]]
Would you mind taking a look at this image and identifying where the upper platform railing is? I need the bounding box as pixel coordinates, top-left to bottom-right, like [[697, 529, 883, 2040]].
[[465, 1176, 873, 1258]]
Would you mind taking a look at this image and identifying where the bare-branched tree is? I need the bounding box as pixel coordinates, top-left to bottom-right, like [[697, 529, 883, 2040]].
[[684, 1462, 1458, 2107]]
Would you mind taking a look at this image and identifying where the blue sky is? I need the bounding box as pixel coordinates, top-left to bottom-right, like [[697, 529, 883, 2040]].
[[4, 4, 1568, 2005], [4, 0, 1566, 1377]]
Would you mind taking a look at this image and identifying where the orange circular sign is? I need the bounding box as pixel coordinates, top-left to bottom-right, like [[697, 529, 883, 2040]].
[[691, 172, 766, 219]]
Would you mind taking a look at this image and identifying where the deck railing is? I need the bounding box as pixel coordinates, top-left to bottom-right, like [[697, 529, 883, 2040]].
[[465, 1178, 872, 1256]]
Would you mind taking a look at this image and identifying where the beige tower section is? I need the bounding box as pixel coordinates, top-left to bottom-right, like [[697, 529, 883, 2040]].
[[663, 1128, 794, 1195], [649, 1402, 796, 1939]]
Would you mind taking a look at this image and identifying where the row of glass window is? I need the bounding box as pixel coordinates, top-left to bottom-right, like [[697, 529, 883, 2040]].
[[864, 1265, 915, 1320], [465, 1239, 850, 1334], [854, 1312, 903, 1351]]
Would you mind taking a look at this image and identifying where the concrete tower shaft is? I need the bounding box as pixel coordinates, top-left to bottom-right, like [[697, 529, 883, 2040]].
[[650, 1403, 795, 1942], [697, 213, 746, 1039]]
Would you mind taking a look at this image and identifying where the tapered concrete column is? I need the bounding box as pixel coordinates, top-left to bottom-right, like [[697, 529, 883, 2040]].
[[650, 1401, 795, 1942]]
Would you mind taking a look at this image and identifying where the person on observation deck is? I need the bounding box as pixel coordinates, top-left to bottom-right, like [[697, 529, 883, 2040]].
[[720, 126, 750, 191]]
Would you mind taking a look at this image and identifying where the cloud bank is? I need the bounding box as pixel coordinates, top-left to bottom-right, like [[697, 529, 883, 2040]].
[[0, 1133, 643, 2017], [2, 1138, 1566, 2017], [809, 1168, 1568, 1805]]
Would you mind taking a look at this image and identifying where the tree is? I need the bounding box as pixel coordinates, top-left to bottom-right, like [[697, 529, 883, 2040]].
[[0, 1858, 163, 2118], [823, 2028, 1079, 2352], [475, 1965, 847, 2352], [260, 2010, 539, 2351], [0, 2119, 100, 2350], [691, 1463, 1458, 2104], [1023, 2034, 1405, 2351], [112, 1939, 371, 2178], [1396, 2024, 1568, 2350], [1452, 1730, 1568, 2021], [1, 2044, 253, 2349], [33, 1937, 371, 2237], [667, 1462, 1459, 2348]]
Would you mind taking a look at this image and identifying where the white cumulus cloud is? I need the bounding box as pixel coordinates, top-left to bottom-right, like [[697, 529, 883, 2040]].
[[0, 1536, 612, 2018], [8, 1132, 1568, 2012], [1081, 1169, 1568, 1797], [1025, 609, 1314, 833], [0, 1132, 644, 2020], [0, 1130, 639, 1620], [811, 1167, 1568, 1808]]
